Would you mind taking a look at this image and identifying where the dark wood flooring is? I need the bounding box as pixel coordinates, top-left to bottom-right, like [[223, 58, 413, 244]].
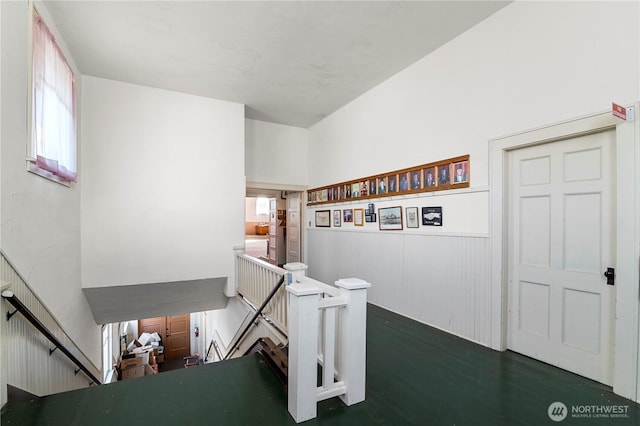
[[2, 304, 638, 425]]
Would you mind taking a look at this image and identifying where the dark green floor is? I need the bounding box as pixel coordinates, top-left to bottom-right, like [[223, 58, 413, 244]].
[[2, 304, 638, 425]]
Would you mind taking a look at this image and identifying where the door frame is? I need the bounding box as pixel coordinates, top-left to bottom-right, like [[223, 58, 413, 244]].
[[489, 105, 639, 401], [246, 181, 307, 265]]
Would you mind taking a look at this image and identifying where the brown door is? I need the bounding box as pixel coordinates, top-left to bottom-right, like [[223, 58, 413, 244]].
[[138, 316, 165, 336], [138, 314, 191, 360], [164, 314, 191, 360]]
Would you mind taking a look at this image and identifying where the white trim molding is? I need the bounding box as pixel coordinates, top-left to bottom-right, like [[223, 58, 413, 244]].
[[489, 105, 640, 401]]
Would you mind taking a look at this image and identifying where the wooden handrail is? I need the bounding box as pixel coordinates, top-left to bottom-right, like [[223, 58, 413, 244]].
[[2, 290, 101, 386]]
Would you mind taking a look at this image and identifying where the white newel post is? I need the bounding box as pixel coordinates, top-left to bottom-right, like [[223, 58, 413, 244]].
[[335, 278, 371, 406], [286, 281, 321, 423], [284, 262, 308, 282]]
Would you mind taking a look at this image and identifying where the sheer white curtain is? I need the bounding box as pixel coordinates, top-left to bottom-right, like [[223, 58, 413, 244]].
[[31, 14, 77, 182]]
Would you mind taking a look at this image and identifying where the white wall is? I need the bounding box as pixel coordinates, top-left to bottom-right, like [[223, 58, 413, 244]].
[[0, 0, 100, 366], [306, 1, 639, 347], [245, 119, 308, 186], [81, 76, 245, 290]]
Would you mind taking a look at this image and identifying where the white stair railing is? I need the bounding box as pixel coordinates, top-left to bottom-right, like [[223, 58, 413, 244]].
[[235, 252, 288, 331], [233, 251, 371, 423], [287, 274, 371, 423]]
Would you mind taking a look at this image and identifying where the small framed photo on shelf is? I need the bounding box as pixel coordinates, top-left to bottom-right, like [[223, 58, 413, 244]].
[[437, 164, 451, 186], [315, 210, 331, 227], [351, 183, 360, 198], [452, 160, 469, 184], [343, 208, 353, 223], [333, 210, 342, 227], [379, 206, 403, 231], [345, 184, 352, 198], [423, 167, 436, 188], [398, 172, 409, 191], [387, 175, 398, 193], [360, 181, 368, 197], [410, 170, 421, 190], [354, 208, 364, 226], [406, 207, 419, 228], [369, 178, 377, 195], [377, 177, 387, 194]]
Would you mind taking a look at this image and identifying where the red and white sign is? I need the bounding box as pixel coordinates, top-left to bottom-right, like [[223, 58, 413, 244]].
[[612, 103, 628, 120]]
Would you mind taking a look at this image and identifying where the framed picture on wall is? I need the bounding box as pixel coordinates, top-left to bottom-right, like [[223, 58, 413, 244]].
[[315, 210, 331, 227], [369, 178, 377, 195], [379, 206, 403, 231], [410, 170, 421, 190], [437, 164, 451, 186], [406, 207, 419, 228], [377, 177, 387, 194], [343, 208, 353, 223], [387, 175, 397, 193], [452, 160, 469, 184], [398, 173, 409, 191], [423, 167, 436, 188], [422, 206, 442, 226], [333, 210, 342, 227], [354, 208, 364, 226]]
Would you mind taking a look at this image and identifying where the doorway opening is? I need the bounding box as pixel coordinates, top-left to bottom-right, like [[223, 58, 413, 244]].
[[245, 185, 305, 266]]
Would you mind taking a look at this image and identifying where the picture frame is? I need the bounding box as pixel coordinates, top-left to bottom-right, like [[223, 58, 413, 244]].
[[422, 206, 443, 226], [315, 210, 331, 227], [351, 183, 360, 198], [343, 208, 353, 223], [360, 181, 368, 197], [423, 167, 436, 188], [333, 210, 342, 227], [452, 160, 469, 184], [377, 177, 387, 194], [406, 207, 419, 228], [398, 172, 409, 191], [410, 170, 421, 190], [379, 206, 403, 231], [354, 208, 364, 226], [387, 174, 397, 193], [437, 164, 451, 186], [369, 178, 377, 195]]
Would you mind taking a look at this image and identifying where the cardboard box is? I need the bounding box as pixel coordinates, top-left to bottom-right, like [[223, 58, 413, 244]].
[[120, 357, 142, 369], [121, 364, 145, 380]]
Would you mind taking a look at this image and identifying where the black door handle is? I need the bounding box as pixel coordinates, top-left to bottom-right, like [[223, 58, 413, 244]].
[[604, 268, 615, 285]]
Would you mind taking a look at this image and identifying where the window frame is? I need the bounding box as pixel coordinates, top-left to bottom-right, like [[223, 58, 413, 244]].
[[27, 6, 78, 187]]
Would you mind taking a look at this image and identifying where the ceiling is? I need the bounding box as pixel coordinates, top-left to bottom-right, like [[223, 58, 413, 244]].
[[46, 1, 511, 128]]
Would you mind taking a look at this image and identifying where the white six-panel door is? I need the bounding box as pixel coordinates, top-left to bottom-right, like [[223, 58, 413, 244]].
[[508, 129, 615, 385]]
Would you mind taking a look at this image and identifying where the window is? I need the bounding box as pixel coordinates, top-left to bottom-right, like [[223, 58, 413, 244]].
[[256, 197, 270, 216], [30, 11, 77, 183]]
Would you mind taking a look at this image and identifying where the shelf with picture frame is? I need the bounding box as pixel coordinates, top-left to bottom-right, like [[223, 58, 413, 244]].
[[306, 155, 470, 206]]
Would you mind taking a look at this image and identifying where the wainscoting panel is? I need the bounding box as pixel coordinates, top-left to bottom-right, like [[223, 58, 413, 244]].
[[307, 230, 491, 346], [1, 253, 100, 406]]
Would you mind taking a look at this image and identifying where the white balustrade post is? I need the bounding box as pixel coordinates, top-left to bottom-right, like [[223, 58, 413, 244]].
[[335, 278, 371, 406], [286, 281, 321, 423], [284, 262, 308, 282]]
